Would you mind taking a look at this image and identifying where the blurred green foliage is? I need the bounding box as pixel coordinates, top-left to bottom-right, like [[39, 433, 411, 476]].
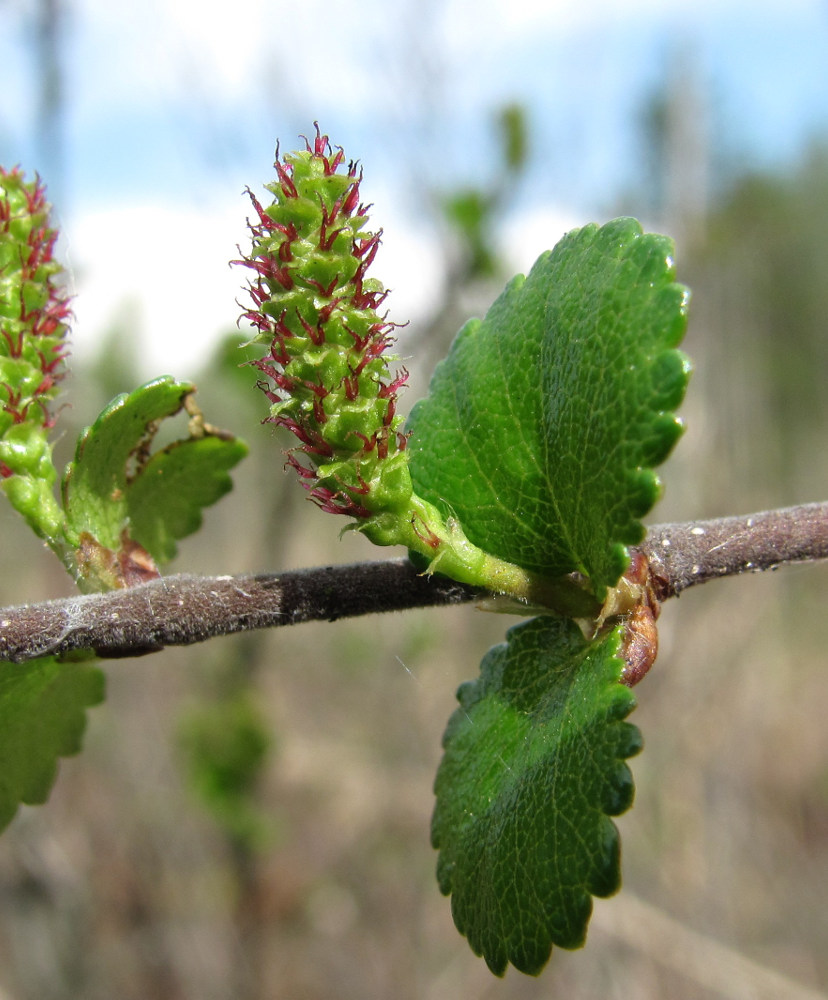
[[706, 145, 828, 437], [678, 142, 828, 510], [441, 102, 529, 281], [178, 691, 273, 850]]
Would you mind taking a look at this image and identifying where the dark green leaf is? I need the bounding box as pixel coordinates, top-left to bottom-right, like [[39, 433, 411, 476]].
[[0, 656, 104, 831], [407, 218, 690, 597], [432, 616, 640, 976]]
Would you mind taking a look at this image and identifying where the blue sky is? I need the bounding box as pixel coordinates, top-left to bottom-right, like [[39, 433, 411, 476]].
[[2, 0, 828, 375]]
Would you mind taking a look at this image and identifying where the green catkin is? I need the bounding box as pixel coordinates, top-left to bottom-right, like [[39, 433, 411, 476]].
[[0, 169, 70, 542], [237, 126, 413, 526]]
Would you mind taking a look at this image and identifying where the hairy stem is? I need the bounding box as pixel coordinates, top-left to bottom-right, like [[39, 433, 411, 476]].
[[1, 502, 826, 664]]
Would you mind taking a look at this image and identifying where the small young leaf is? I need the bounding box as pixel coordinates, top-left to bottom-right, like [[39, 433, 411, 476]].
[[62, 376, 246, 568], [432, 616, 640, 976], [407, 218, 690, 597], [126, 433, 248, 564], [0, 656, 104, 832], [63, 376, 196, 551]]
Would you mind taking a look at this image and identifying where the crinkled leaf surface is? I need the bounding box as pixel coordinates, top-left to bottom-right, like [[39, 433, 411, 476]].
[[407, 218, 689, 597], [0, 656, 104, 831], [62, 376, 246, 563], [432, 616, 640, 976]]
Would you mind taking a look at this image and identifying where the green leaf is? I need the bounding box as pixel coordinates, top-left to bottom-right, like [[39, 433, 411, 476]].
[[62, 376, 247, 564], [407, 218, 690, 597], [63, 376, 195, 550], [0, 656, 105, 832], [127, 434, 247, 563], [432, 616, 640, 976]]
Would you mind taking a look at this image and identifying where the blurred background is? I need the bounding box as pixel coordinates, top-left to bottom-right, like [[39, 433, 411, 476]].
[[1, 0, 828, 997]]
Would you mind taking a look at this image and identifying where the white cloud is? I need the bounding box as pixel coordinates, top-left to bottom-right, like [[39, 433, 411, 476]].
[[62, 191, 443, 381], [64, 197, 247, 377]]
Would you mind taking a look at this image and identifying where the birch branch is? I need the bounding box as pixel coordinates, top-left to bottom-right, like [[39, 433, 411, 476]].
[[1, 502, 826, 664]]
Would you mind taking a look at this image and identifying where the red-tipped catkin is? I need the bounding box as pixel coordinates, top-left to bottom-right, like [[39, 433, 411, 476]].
[[236, 126, 411, 518], [0, 168, 71, 540], [0, 168, 70, 441]]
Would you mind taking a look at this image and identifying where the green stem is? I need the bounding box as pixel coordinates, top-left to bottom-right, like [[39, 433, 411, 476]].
[[362, 494, 600, 618]]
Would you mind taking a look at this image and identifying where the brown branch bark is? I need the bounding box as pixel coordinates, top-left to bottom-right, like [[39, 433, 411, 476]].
[[1, 502, 826, 664], [640, 502, 828, 597]]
